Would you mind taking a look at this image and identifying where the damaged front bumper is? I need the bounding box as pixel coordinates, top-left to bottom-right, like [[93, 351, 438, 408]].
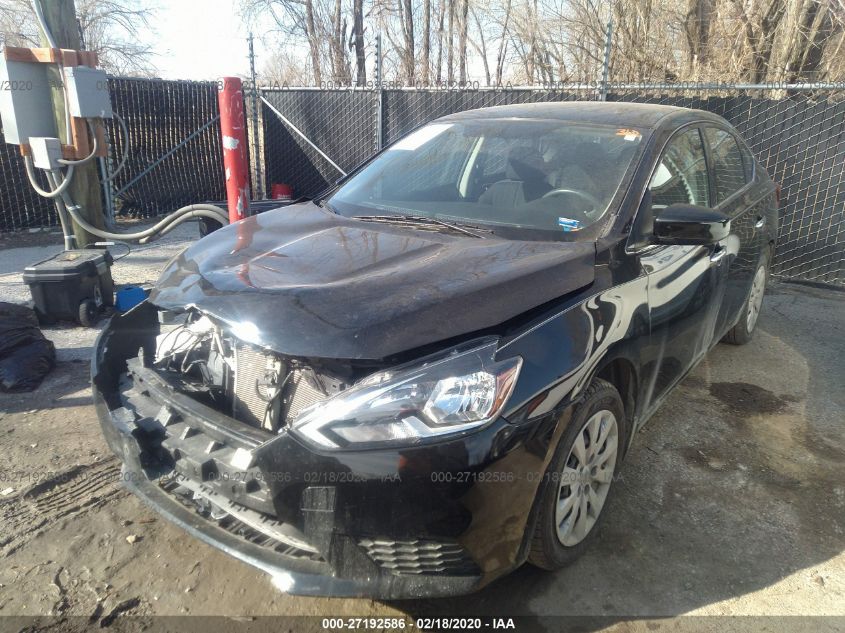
[[92, 304, 554, 599]]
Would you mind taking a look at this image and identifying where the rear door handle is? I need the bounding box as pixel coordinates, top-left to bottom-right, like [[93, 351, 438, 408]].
[[755, 216, 766, 229]]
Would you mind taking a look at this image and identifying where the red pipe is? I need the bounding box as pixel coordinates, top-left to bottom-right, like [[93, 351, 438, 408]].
[[218, 77, 250, 223]]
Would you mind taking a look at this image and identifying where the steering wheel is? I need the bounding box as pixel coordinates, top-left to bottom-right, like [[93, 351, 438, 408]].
[[541, 188, 603, 218]]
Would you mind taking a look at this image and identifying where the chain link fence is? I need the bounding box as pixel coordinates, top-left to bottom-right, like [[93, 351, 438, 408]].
[[2, 79, 842, 286], [0, 121, 55, 230], [259, 85, 844, 286], [107, 77, 226, 218], [610, 89, 845, 286], [260, 89, 376, 190]]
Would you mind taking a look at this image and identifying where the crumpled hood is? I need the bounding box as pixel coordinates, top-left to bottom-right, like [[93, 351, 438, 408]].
[[150, 202, 595, 359]]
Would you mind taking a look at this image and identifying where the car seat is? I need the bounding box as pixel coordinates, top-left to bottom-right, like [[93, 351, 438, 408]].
[[480, 145, 552, 206]]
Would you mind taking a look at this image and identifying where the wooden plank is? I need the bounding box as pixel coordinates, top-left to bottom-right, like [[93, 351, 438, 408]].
[[59, 49, 78, 66], [3, 45, 99, 67], [79, 50, 98, 67], [69, 117, 90, 159], [18, 142, 78, 159], [93, 120, 107, 158], [3, 46, 60, 64]]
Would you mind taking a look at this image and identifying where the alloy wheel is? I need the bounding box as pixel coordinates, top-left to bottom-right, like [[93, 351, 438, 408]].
[[555, 409, 618, 546], [746, 264, 767, 333]]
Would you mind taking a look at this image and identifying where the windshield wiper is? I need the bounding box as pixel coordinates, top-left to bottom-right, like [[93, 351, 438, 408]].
[[353, 214, 489, 238]]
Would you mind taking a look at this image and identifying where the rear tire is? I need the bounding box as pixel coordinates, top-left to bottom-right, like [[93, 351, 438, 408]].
[[723, 250, 770, 345], [528, 378, 627, 570]]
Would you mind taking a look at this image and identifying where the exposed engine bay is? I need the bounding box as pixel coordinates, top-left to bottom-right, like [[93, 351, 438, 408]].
[[152, 310, 352, 432]]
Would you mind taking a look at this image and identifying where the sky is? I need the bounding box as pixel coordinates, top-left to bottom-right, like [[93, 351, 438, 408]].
[[144, 0, 270, 81]]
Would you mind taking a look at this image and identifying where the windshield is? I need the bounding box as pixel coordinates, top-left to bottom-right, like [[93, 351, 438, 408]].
[[327, 118, 644, 239]]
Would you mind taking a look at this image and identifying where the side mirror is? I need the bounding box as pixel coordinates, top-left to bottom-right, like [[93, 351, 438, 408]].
[[654, 204, 730, 246]]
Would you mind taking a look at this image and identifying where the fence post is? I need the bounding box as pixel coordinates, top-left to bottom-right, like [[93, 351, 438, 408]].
[[248, 33, 265, 200], [98, 154, 115, 222], [218, 77, 250, 223], [375, 32, 384, 152], [599, 17, 613, 101]]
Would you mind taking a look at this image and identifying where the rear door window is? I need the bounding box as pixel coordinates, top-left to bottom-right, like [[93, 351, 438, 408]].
[[739, 142, 755, 182], [704, 127, 747, 203]]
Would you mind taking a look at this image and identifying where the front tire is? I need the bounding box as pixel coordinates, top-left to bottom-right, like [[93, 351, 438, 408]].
[[528, 378, 626, 570]]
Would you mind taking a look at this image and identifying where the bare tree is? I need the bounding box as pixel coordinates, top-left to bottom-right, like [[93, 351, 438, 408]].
[[304, 0, 323, 83], [242, 0, 320, 83], [776, 0, 839, 82], [421, 0, 430, 83], [447, 0, 454, 82], [685, 0, 716, 75], [243, 0, 845, 87], [328, 0, 351, 82], [398, 0, 414, 83], [0, 0, 158, 76], [468, 5, 491, 85], [732, 0, 787, 82], [494, 0, 512, 85], [435, 0, 445, 81], [457, 0, 469, 82], [260, 45, 312, 85], [350, 0, 366, 84]]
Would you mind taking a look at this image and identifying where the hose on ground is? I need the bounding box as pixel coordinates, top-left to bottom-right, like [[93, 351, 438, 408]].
[[65, 199, 227, 242], [45, 171, 229, 244]]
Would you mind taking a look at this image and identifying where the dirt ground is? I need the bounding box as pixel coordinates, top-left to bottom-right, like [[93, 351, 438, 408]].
[[0, 227, 843, 631]]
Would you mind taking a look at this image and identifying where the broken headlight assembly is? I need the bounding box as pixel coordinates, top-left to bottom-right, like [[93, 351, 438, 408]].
[[290, 340, 522, 449]]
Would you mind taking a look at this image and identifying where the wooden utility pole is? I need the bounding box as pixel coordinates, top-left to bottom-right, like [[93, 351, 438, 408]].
[[38, 0, 104, 248]]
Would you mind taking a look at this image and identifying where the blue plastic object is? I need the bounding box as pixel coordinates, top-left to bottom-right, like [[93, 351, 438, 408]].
[[115, 286, 147, 312]]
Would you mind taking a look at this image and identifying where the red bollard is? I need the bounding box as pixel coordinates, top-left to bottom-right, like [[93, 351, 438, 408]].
[[218, 77, 250, 223]]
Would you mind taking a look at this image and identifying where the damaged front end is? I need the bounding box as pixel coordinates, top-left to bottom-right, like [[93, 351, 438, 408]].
[[92, 301, 542, 598], [149, 309, 356, 434]]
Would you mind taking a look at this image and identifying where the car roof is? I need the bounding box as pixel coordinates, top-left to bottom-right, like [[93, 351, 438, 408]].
[[437, 101, 726, 130]]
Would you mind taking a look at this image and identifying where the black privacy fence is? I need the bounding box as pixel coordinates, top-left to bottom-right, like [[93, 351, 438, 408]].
[[1, 79, 842, 286], [261, 87, 845, 286], [0, 77, 226, 231], [106, 78, 226, 217]]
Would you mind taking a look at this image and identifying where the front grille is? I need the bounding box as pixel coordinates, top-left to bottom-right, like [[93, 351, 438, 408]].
[[358, 538, 480, 576], [159, 475, 324, 561], [120, 360, 275, 516]]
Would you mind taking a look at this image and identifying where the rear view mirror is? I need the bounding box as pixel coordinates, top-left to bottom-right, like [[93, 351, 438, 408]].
[[654, 204, 730, 246]]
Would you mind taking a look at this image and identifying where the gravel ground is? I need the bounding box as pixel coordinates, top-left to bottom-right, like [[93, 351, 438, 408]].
[[0, 224, 842, 632]]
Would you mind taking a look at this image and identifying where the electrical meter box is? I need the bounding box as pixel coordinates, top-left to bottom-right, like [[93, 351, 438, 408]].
[[64, 66, 112, 118], [30, 136, 62, 170], [0, 54, 58, 145]]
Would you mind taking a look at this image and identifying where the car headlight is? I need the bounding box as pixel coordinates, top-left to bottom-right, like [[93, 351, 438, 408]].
[[290, 340, 522, 449]]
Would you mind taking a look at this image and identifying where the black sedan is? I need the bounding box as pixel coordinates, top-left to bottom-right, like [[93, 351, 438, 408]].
[[93, 102, 778, 598]]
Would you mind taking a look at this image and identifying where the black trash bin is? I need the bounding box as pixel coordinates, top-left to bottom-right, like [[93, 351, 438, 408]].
[[23, 249, 115, 327]]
